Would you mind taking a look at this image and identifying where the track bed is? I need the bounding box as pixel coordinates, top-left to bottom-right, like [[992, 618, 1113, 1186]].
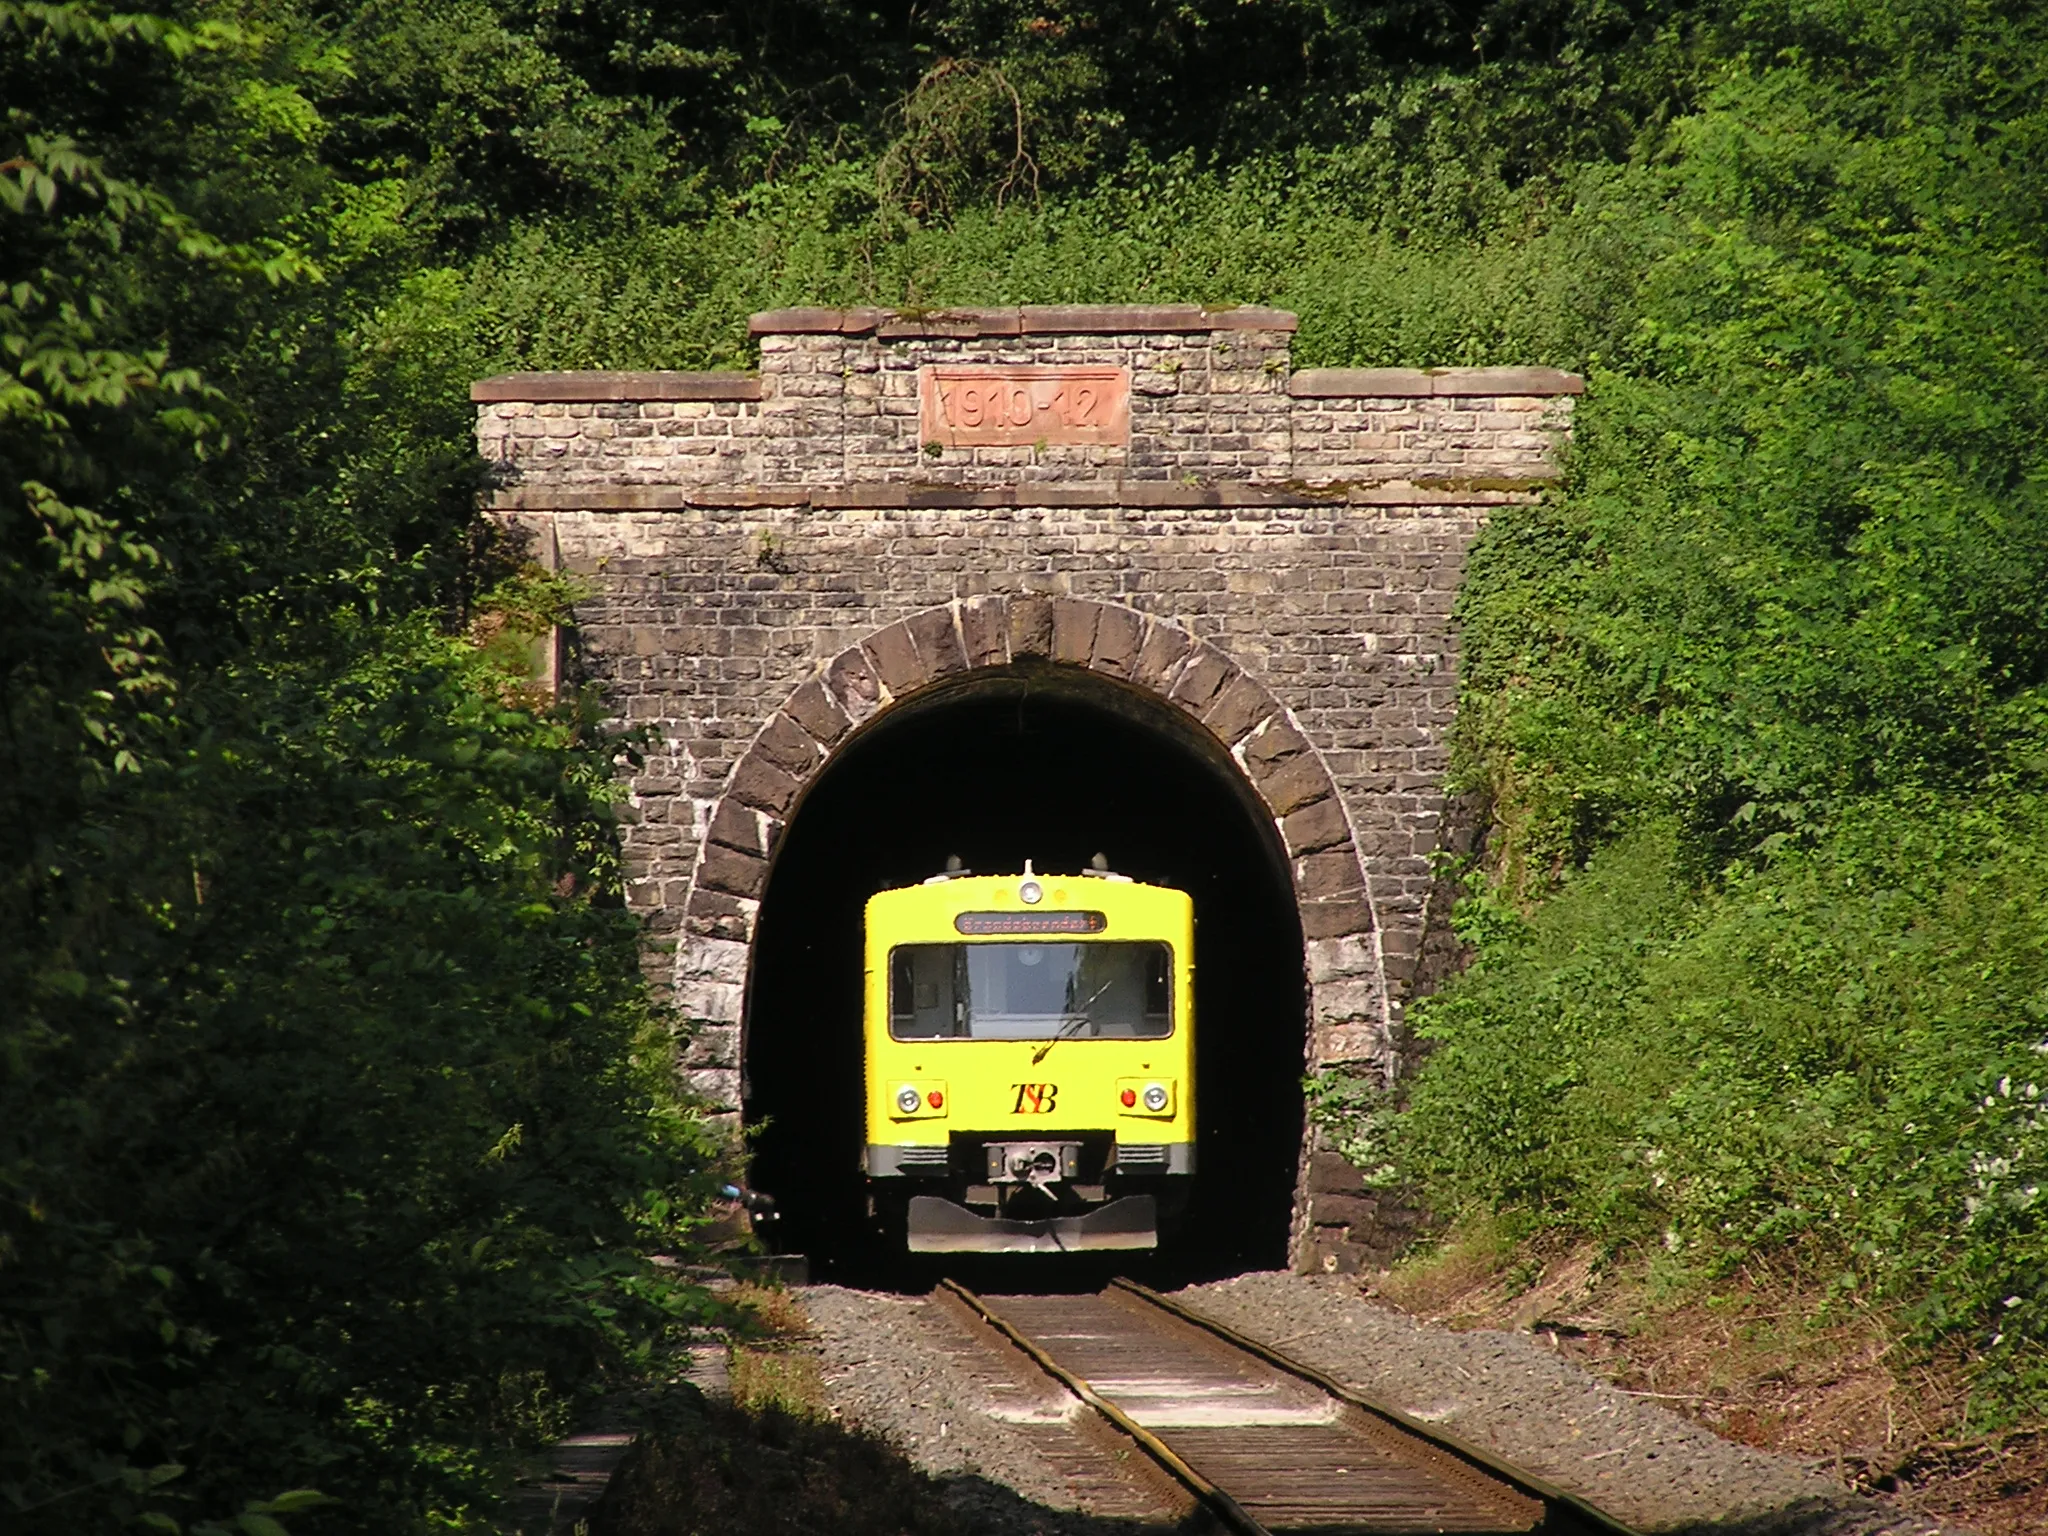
[[942, 1280, 1628, 1536]]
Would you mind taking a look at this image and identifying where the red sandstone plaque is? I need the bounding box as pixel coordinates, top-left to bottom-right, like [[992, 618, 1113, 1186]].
[[919, 365, 1130, 448]]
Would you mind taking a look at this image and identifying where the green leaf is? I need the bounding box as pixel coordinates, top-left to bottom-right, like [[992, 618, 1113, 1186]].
[[253, 1491, 330, 1514]]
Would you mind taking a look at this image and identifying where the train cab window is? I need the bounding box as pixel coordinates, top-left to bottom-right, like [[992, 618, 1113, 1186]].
[[888, 942, 1172, 1041]]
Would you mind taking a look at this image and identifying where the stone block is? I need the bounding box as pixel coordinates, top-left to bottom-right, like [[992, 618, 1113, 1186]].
[[827, 646, 884, 722], [1088, 604, 1144, 678], [1307, 1149, 1368, 1195], [1300, 1227, 1367, 1276], [906, 605, 969, 678], [681, 1022, 739, 1068], [1242, 716, 1308, 766], [674, 980, 744, 1027], [861, 621, 925, 696], [1200, 674, 1273, 746], [1167, 646, 1233, 713], [1314, 1017, 1386, 1067], [959, 595, 1011, 667], [753, 711, 824, 775], [684, 886, 756, 943], [784, 675, 853, 746], [1282, 797, 1349, 856], [726, 753, 802, 816], [1313, 975, 1385, 1020], [1309, 1193, 1379, 1228], [706, 798, 768, 856], [680, 1066, 742, 1112], [1129, 620, 1194, 689], [1252, 751, 1331, 817], [1008, 594, 1054, 657], [1297, 848, 1365, 899], [1051, 598, 1102, 665], [698, 840, 768, 900], [1300, 894, 1375, 941], [1306, 933, 1379, 984], [675, 934, 750, 986]]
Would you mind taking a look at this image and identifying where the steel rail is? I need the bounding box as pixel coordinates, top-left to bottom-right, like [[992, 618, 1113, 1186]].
[[1108, 1278, 1642, 1536], [937, 1278, 1270, 1536]]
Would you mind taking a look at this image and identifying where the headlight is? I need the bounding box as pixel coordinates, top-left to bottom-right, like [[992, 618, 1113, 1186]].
[[1142, 1083, 1169, 1112], [1019, 879, 1043, 905], [896, 1085, 922, 1114]]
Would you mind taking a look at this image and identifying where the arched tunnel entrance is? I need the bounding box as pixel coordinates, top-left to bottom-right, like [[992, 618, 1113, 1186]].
[[742, 664, 1308, 1277]]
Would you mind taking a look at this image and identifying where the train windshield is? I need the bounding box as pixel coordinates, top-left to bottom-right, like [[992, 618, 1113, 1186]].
[[888, 942, 1172, 1041]]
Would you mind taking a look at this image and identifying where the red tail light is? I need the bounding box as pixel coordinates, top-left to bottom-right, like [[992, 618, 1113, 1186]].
[[927, 1089, 944, 1109], [1120, 1088, 1137, 1107]]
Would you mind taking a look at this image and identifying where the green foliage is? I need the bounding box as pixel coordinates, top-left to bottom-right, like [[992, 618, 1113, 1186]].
[[4, 6, 715, 1531], [1401, 800, 2048, 1409], [1392, 0, 2048, 1413], [1303, 1069, 1403, 1189]]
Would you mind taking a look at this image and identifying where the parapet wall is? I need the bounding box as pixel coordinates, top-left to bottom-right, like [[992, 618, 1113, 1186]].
[[476, 305, 1579, 500]]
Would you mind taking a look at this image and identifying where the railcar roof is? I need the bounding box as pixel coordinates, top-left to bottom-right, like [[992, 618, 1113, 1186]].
[[864, 868, 1190, 924]]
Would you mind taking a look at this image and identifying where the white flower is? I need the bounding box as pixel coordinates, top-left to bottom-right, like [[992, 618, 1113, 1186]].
[[2000, 1077, 2012, 1096], [2004, 1296, 2022, 1308]]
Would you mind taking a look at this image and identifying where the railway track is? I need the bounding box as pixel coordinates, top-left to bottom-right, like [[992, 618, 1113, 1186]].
[[937, 1278, 1635, 1536]]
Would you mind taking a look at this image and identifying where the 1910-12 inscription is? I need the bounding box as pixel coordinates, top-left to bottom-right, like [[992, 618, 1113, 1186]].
[[918, 365, 1131, 448]]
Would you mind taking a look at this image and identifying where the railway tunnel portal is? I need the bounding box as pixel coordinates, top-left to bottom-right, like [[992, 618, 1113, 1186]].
[[474, 305, 1582, 1272]]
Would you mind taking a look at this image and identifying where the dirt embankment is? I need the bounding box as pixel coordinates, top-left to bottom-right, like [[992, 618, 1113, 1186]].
[[1350, 1239, 2048, 1536]]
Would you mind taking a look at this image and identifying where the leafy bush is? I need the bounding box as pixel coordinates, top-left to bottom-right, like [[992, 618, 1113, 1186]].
[[1389, 0, 2048, 1412], [3, 9, 715, 1530], [1401, 799, 2048, 1408]]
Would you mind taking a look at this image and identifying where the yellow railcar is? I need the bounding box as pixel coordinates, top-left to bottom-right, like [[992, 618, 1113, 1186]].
[[863, 860, 1195, 1253]]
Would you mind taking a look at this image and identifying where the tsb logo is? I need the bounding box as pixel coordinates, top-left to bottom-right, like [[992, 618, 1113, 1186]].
[[1010, 1082, 1059, 1114]]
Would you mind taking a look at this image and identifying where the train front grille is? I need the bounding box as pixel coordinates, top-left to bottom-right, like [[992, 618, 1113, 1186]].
[[1114, 1143, 1169, 1170]]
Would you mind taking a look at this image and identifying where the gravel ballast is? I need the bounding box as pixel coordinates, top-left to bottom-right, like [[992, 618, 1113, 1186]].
[[1170, 1273, 1968, 1535], [802, 1284, 1167, 1533], [802, 1273, 1976, 1535]]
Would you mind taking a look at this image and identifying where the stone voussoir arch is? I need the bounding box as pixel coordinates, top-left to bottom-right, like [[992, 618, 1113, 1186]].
[[669, 594, 1396, 1120]]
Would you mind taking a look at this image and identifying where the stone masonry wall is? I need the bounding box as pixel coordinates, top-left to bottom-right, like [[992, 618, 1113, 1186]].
[[476, 306, 1581, 1271]]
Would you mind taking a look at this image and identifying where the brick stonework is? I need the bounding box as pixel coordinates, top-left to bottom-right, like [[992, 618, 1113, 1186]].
[[475, 306, 1580, 1271]]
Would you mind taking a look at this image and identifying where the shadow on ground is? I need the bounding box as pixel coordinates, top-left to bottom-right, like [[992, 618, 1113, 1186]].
[[583, 1384, 1941, 1536], [590, 1386, 1185, 1536]]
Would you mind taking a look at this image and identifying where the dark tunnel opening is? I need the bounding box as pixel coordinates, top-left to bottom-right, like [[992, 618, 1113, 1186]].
[[742, 665, 1309, 1280]]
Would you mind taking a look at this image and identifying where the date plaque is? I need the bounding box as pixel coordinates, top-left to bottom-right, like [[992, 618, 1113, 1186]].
[[919, 365, 1130, 448]]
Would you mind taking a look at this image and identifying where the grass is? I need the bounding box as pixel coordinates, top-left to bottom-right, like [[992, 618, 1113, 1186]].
[[723, 1283, 829, 1420]]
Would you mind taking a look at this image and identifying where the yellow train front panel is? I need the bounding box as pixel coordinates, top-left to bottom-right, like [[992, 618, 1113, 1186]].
[[861, 866, 1194, 1253]]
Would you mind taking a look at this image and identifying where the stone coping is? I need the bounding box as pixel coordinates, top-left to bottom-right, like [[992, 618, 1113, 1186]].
[[748, 304, 1301, 338], [1289, 366, 1584, 398], [471, 362, 1586, 405], [471, 371, 761, 403], [487, 478, 1555, 513]]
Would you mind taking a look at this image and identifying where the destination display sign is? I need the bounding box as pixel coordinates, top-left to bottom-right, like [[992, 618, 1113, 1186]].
[[918, 365, 1131, 448]]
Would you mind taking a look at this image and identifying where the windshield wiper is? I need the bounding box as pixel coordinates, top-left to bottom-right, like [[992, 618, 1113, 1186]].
[[1030, 979, 1116, 1064]]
